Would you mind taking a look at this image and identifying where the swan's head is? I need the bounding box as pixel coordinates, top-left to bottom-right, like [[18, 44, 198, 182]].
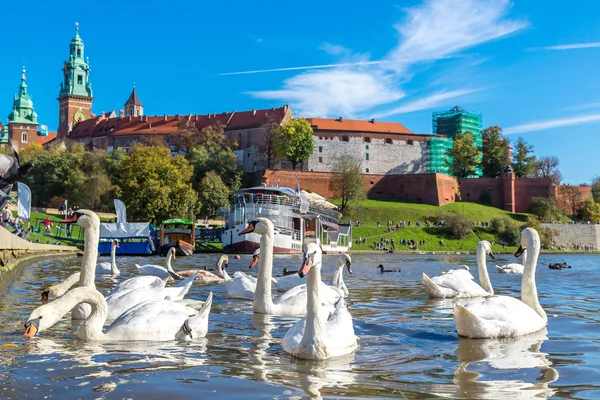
[[24, 301, 61, 338], [249, 248, 260, 269], [340, 253, 352, 274], [40, 290, 50, 302], [60, 209, 100, 230], [112, 240, 119, 249], [168, 247, 177, 259], [217, 254, 229, 269], [478, 241, 495, 259], [299, 242, 323, 278], [460, 265, 470, 271], [239, 218, 273, 236], [515, 227, 540, 258]]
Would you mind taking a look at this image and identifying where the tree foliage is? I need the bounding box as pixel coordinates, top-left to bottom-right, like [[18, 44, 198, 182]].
[[559, 184, 583, 218], [259, 119, 280, 169], [273, 118, 314, 170], [444, 213, 473, 239], [528, 196, 563, 222], [117, 145, 198, 224], [536, 156, 562, 184], [512, 137, 537, 178], [481, 126, 509, 178], [490, 217, 520, 246], [198, 171, 230, 218], [445, 131, 482, 178], [591, 176, 600, 203], [329, 155, 366, 212], [580, 198, 600, 223]]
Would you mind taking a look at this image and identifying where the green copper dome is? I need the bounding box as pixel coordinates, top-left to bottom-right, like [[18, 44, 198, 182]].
[[7, 68, 37, 125]]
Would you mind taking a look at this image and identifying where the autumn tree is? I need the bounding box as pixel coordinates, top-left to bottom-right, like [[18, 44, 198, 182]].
[[117, 145, 198, 224], [445, 131, 482, 178], [259, 119, 280, 169], [329, 156, 366, 212], [559, 185, 584, 218], [536, 156, 562, 184], [198, 171, 230, 218], [273, 118, 314, 170], [481, 126, 509, 177], [591, 176, 600, 203], [512, 137, 537, 178]]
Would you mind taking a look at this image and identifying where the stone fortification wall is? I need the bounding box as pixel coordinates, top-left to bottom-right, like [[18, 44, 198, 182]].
[[306, 135, 427, 175], [541, 223, 600, 248]]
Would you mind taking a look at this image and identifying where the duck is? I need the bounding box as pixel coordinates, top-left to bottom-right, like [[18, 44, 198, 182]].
[[24, 286, 213, 341], [422, 241, 494, 299], [96, 240, 120, 276], [281, 268, 298, 276], [168, 255, 226, 284], [377, 264, 400, 273], [453, 228, 547, 338], [135, 247, 177, 278], [282, 242, 358, 360], [549, 262, 571, 270], [40, 272, 81, 301], [239, 218, 341, 316]]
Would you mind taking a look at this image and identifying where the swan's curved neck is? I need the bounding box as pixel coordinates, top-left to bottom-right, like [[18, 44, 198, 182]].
[[80, 224, 99, 289], [332, 260, 345, 289], [166, 252, 175, 273], [47, 287, 107, 340], [49, 272, 81, 298], [522, 238, 547, 321], [110, 242, 119, 274], [476, 247, 493, 295], [254, 229, 275, 313], [301, 258, 325, 348]]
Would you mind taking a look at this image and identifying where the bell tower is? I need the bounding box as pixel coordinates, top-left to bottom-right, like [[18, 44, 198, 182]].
[[57, 22, 94, 139]]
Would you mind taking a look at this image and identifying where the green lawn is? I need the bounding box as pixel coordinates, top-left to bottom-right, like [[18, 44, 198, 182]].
[[341, 199, 526, 253]]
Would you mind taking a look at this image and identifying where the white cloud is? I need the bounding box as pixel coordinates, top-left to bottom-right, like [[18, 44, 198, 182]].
[[245, 0, 527, 118], [373, 88, 482, 118], [504, 113, 600, 134], [248, 69, 403, 118], [529, 42, 600, 51], [218, 61, 381, 76]]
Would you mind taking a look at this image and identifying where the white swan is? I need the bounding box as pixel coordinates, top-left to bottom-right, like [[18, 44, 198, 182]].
[[282, 242, 358, 360], [240, 218, 341, 316], [24, 286, 213, 341], [443, 265, 474, 281], [496, 250, 526, 274], [135, 247, 176, 277], [454, 228, 547, 338], [41, 272, 81, 301], [331, 254, 352, 296], [96, 240, 120, 276], [169, 255, 226, 284], [108, 275, 168, 295], [423, 241, 494, 298]]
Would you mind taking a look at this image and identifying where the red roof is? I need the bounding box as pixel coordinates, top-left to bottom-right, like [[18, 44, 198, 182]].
[[307, 117, 412, 135], [69, 106, 290, 139], [38, 132, 57, 145]]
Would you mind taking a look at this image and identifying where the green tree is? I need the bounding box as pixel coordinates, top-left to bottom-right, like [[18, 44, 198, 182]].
[[445, 131, 482, 178], [273, 118, 314, 170], [512, 137, 537, 178], [536, 156, 562, 184], [329, 155, 367, 212], [591, 176, 600, 203], [580, 198, 600, 223], [117, 145, 198, 224], [187, 146, 242, 193], [528, 196, 563, 222], [198, 171, 230, 218], [481, 126, 509, 177]]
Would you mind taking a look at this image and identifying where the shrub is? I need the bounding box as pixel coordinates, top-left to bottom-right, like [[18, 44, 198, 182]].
[[528, 197, 563, 222], [444, 213, 473, 239], [523, 216, 557, 249], [490, 217, 520, 246]]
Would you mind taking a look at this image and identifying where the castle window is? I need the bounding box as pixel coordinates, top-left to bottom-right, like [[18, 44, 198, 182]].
[[247, 152, 251, 158], [365, 153, 369, 161], [318, 157, 323, 163], [364, 137, 371, 143], [77, 75, 83, 85], [407, 140, 414, 145], [318, 146, 323, 153], [365, 144, 369, 150], [115, 139, 120, 145], [93, 139, 97, 145], [85, 139, 89, 144], [77, 49, 81, 57], [366, 168, 369, 173], [385, 138, 392, 144], [21, 132, 28, 143], [341, 136, 349, 142]]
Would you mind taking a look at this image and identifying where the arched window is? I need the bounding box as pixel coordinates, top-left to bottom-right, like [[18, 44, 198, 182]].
[[385, 138, 392, 144], [77, 49, 81, 57], [21, 132, 28, 143]]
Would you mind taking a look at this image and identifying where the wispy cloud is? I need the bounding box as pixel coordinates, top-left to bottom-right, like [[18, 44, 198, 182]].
[[217, 61, 382, 76], [373, 88, 482, 118], [242, 0, 527, 117], [504, 113, 600, 134], [528, 42, 600, 51]]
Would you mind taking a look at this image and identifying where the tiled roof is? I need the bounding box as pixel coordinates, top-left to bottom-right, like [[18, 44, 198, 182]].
[[307, 117, 412, 135], [125, 88, 143, 106], [69, 105, 290, 140], [38, 132, 57, 145]]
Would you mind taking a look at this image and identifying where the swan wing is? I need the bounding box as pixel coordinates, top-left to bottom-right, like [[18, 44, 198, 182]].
[[109, 276, 165, 295], [275, 282, 339, 316], [273, 274, 305, 292], [135, 264, 169, 278], [96, 262, 112, 275], [431, 274, 489, 297], [106, 286, 191, 320], [324, 298, 358, 357], [444, 269, 475, 281], [225, 274, 256, 300]]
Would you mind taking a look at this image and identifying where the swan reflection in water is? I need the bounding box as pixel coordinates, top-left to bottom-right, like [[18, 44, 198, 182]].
[[435, 328, 559, 399]]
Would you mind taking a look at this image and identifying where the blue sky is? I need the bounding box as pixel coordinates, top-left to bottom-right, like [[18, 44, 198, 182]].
[[1, 0, 599, 184]]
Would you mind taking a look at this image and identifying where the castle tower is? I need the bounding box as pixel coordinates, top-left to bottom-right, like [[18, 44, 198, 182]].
[[57, 22, 93, 139], [124, 86, 143, 117], [7, 67, 39, 149]]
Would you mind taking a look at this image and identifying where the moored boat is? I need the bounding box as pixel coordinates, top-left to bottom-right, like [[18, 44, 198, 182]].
[[159, 219, 195, 256]]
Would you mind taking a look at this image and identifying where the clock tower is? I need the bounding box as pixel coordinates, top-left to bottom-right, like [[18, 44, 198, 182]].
[[57, 23, 93, 140]]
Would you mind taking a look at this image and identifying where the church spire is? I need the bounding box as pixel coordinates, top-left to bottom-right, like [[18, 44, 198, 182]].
[[124, 85, 144, 117], [8, 66, 37, 124]]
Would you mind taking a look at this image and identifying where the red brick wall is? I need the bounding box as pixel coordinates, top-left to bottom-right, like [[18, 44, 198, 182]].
[[457, 177, 504, 208], [514, 177, 555, 213], [557, 185, 593, 216]]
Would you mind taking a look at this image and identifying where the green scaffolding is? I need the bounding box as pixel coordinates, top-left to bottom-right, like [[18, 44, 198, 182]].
[[430, 106, 483, 177]]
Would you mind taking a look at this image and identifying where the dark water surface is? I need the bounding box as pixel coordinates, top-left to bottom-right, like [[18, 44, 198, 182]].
[[1, 252, 599, 399]]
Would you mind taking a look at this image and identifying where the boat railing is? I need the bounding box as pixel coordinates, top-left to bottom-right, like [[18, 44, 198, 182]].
[[233, 193, 340, 220]]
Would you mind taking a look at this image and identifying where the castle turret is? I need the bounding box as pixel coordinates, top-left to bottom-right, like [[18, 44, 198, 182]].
[[124, 86, 143, 117]]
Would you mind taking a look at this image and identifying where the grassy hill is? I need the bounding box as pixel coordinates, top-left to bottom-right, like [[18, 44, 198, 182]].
[[340, 199, 528, 253]]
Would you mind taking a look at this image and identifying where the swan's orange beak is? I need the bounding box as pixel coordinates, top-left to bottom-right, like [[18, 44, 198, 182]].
[[23, 320, 39, 338], [298, 258, 313, 278], [249, 256, 259, 269], [239, 224, 255, 235], [40, 291, 49, 302]]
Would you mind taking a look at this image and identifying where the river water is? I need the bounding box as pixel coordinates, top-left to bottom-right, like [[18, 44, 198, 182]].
[[0, 252, 599, 399]]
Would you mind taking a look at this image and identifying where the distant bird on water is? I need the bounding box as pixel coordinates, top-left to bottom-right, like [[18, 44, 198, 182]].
[[282, 268, 298, 276], [377, 264, 400, 273]]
